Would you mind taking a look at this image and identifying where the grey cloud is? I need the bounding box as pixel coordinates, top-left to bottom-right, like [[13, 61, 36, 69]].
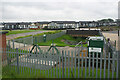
[[1, 1, 118, 22]]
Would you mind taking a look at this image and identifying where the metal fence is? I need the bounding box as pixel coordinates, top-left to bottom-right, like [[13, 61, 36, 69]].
[[99, 31, 117, 57], [1, 47, 119, 78], [34, 31, 66, 44], [6, 31, 66, 49]]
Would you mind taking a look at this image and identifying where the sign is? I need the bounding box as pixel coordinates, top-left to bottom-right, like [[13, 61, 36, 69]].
[[89, 47, 101, 53]]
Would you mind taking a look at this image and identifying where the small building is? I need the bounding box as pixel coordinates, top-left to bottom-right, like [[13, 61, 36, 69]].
[[79, 21, 98, 28], [36, 22, 50, 29], [29, 23, 40, 30], [48, 21, 77, 29]]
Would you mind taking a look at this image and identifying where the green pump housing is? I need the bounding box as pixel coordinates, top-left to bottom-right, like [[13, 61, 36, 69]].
[[88, 36, 104, 55]]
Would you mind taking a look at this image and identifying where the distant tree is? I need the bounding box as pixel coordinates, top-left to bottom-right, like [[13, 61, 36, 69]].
[[107, 18, 114, 22], [43, 26, 48, 30], [98, 18, 114, 23]]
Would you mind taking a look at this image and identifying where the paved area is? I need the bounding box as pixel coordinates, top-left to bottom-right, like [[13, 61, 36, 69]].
[[9, 41, 85, 56], [102, 31, 119, 51], [6, 31, 48, 40], [8, 41, 76, 51], [102, 30, 119, 34]]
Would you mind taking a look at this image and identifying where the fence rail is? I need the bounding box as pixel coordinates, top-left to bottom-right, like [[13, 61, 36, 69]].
[[1, 47, 119, 78]]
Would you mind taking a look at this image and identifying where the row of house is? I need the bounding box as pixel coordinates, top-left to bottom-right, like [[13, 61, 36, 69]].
[[36, 21, 117, 29], [0, 21, 118, 30], [1, 22, 32, 30]]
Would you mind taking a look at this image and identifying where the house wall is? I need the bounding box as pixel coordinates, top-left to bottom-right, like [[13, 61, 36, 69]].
[[42, 24, 48, 28]]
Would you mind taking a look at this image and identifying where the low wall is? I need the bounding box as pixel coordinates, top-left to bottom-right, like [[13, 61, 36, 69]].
[[66, 30, 101, 36]]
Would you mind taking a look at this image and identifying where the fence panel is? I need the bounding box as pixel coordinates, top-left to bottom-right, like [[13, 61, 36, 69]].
[[1, 47, 119, 78], [8, 31, 66, 49]]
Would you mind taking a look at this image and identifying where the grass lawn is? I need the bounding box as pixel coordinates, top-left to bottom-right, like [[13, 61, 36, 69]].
[[14, 30, 62, 39], [1, 30, 48, 36], [38, 35, 88, 47], [2, 65, 116, 78], [34, 30, 61, 36]]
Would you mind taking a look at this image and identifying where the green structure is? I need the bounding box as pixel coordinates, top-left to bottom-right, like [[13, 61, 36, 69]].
[[88, 36, 104, 56], [30, 44, 42, 54], [46, 43, 60, 55], [30, 36, 59, 55], [43, 34, 46, 42]]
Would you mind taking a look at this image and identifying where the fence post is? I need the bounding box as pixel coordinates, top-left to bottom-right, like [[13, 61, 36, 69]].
[[34, 36, 37, 45], [115, 40, 116, 48], [62, 51, 64, 78], [13, 40, 14, 49], [16, 48, 19, 74], [8, 40, 10, 48], [118, 30, 119, 36], [118, 30, 120, 78], [32, 36, 34, 45], [24, 41, 25, 50]]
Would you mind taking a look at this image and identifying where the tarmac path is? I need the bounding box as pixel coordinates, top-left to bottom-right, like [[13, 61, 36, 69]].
[[102, 31, 119, 51], [6, 31, 48, 40]]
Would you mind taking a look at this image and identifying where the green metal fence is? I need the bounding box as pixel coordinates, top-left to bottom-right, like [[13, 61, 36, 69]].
[[6, 31, 66, 49], [33, 31, 66, 44]]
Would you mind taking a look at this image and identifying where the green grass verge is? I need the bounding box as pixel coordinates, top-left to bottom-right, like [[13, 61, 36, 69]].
[[38, 35, 87, 47], [2, 66, 46, 78], [4, 30, 48, 36], [34, 30, 61, 36], [14, 35, 33, 39], [2, 65, 116, 78], [14, 30, 61, 39]]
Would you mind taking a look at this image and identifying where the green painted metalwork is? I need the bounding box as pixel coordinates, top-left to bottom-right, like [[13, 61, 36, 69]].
[[30, 45, 42, 54], [45, 43, 60, 55], [43, 34, 47, 42], [13, 31, 65, 45]]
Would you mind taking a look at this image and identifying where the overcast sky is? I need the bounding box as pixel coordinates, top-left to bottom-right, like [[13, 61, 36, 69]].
[[0, 0, 120, 22]]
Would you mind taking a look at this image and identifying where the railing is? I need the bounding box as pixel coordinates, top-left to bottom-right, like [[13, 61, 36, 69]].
[[6, 31, 66, 49], [1, 47, 119, 78], [34, 31, 66, 44], [75, 41, 83, 55], [99, 31, 117, 57]]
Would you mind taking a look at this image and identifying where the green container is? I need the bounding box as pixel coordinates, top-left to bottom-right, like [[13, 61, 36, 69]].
[[88, 37, 104, 56]]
